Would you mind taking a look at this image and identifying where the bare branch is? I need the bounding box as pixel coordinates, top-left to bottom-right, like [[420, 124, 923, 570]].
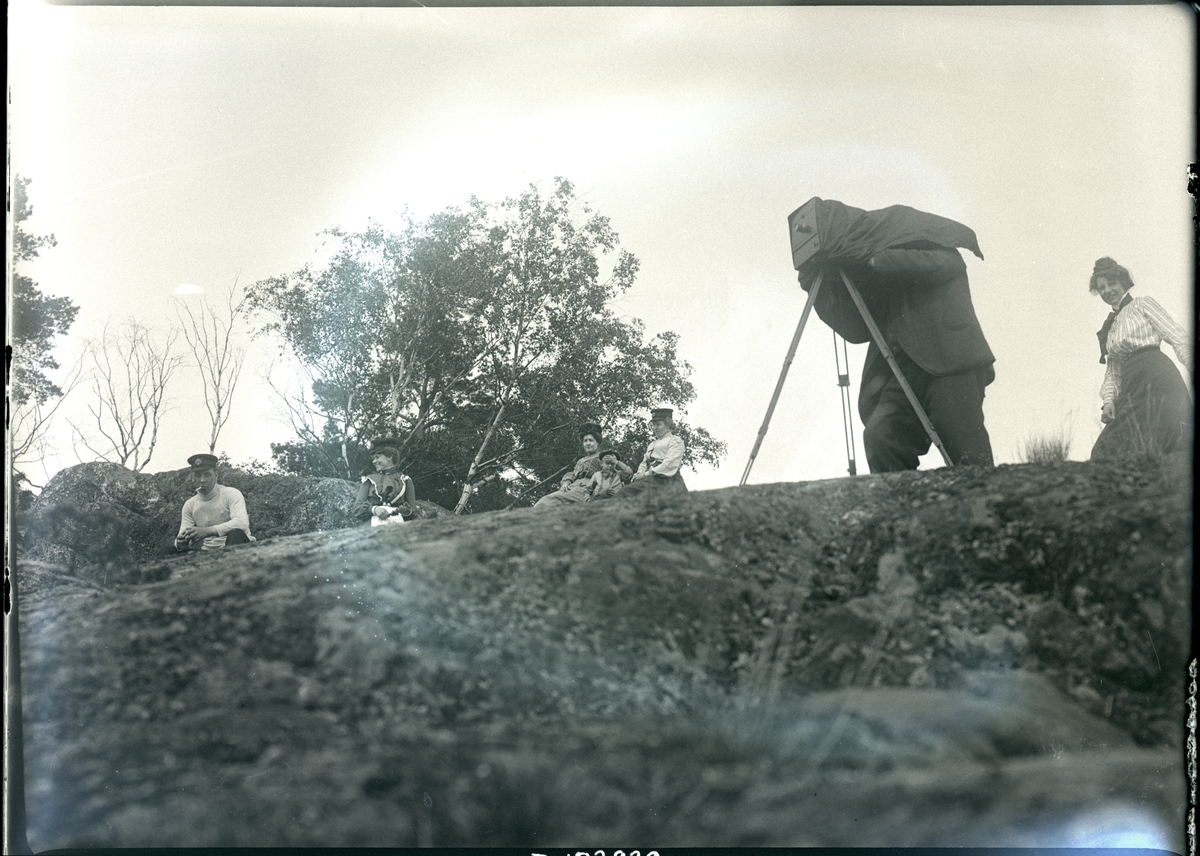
[[9, 348, 89, 465], [174, 279, 248, 453], [69, 319, 184, 471], [258, 347, 350, 477]]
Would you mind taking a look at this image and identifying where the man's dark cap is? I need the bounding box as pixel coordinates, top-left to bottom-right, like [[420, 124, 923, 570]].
[[597, 448, 621, 462], [650, 407, 674, 421], [579, 422, 603, 440], [187, 453, 219, 471]]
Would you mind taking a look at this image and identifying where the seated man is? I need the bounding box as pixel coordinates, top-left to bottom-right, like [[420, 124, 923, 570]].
[[588, 449, 632, 501], [355, 445, 417, 526], [174, 453, 254, 551]]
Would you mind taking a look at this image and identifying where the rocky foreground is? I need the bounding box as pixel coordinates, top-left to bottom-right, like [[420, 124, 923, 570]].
[[15, 458, 1191, 849]]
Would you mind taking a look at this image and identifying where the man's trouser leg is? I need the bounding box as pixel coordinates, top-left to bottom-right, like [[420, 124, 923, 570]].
[[923, 369, 994, 467], [863, 350, 993, 472], [224, 529, 251, 545], [863, 371, 930, 472]]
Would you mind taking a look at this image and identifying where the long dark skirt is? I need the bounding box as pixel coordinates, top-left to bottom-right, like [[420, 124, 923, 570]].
[[1091, 348, 1192, 461], [619, 471, 688, 498]]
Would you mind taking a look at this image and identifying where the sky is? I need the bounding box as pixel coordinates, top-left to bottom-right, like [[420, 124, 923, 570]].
[[8, 2, 1196, 494]]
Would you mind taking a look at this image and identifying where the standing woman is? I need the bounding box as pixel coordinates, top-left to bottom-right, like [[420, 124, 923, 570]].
[[622, 407, 688, 497], [534, 423, 605, 508], [1088, 257, 1192, 460]]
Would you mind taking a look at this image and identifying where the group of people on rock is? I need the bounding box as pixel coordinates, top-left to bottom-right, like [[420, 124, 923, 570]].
[[173, 243, 1191, 553], [172, 444, 421, 552], [532, 408, 688, 510], [173, 407, 688, 551]]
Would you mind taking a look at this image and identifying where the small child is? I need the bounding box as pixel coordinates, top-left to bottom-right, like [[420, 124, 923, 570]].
[[588, 449, 632, 501]]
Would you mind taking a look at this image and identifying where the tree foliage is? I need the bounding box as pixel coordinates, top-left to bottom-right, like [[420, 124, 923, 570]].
[[9, 175, 83, 474], [248, 178, 725, 510], [10, 176, 79, 405]]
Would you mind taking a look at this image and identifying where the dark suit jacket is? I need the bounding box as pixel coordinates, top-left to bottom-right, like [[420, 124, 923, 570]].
[[855, 243, 995, 421]]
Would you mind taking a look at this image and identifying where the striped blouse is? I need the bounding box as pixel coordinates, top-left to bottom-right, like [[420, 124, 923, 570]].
[[1100, 295, 1193, 405]]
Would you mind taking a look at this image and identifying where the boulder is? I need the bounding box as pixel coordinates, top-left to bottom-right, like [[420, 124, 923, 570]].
[[14, 461, 1190, 849], [20, 462, 444, 573]]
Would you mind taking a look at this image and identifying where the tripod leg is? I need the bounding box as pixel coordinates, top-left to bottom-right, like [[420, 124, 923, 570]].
[[740, 270, 824, 486], [837, 269, 953, 467], [833, 331, 858, 476]]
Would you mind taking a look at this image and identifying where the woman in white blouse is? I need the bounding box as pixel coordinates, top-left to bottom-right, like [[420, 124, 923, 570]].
[[1089, 257, 1192, 460], [622, 407, 688, 497]]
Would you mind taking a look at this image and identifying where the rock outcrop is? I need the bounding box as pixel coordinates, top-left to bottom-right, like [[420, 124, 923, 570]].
[[20, 462, 443, 573], [15, 459, 1190, 849]]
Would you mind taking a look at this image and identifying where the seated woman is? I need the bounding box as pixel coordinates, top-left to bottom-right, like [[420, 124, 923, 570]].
[[1088, 257, 1192, 461], [620, 407, 688, 497], [587, 449, 633, 501], [534, 423, 604, 509], [355, 445, 417, 526]]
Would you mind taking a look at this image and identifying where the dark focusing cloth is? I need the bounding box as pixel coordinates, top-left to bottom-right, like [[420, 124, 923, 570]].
[[796, 200, 984, 352]]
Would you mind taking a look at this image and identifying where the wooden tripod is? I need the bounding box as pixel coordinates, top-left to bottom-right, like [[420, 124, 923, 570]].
[[739, 268, 952, 486]]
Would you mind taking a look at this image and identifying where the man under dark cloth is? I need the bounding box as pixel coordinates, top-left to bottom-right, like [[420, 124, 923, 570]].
[[854, 244, 995, 472], [793, 200, 995, 473]]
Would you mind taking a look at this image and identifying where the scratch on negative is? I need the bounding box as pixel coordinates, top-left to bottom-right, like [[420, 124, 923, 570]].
[[1147, 630, 1162, 672], [408, 0, 451, 27]]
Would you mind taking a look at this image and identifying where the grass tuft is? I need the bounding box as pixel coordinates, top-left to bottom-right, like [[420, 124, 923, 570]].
[[1020, 430, 1072, 464]]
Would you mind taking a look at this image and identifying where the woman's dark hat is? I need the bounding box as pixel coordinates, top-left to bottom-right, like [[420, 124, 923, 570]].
[[371, 445, 401, 461], [579, 422, 603, 440], [650, 407, 674, 421], [187, 453, 219, 471]]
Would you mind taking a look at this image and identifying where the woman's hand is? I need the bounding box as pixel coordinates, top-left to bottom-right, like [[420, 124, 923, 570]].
[[372, 505, 395, 519], [1101, 401, 1115, 423]]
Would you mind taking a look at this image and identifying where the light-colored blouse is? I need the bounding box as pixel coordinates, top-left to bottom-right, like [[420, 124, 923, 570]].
[[637, 433, 686, 477], [1101, 295, 1192, 406]]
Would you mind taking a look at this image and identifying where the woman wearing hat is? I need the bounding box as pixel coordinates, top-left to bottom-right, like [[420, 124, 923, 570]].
[[1088, 257, 1192, 461], [534, 423, 605, 508], [356, 445, 418, 526], [622, 407, 688, 497]]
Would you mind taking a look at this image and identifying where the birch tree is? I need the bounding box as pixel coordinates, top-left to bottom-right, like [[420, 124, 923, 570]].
[[174, 282, 247, 454], [69, 320, 183, 471]]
